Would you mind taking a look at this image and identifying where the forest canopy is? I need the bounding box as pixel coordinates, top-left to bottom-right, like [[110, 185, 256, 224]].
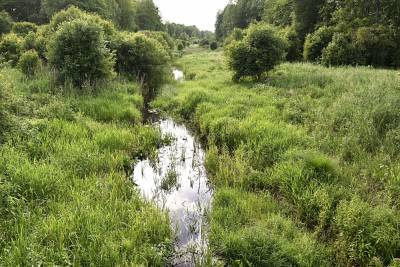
[[0, 0, 164, 32]]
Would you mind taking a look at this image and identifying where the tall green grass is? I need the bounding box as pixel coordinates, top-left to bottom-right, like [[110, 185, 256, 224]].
[[0, 67, 172, 265], [154, 49, 400, 266]]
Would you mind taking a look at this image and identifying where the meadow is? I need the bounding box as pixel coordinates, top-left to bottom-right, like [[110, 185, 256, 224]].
[[0, 67, 173, 265], [154, 48, 400, 266]]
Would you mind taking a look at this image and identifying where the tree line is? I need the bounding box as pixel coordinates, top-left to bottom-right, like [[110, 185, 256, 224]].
[[0, 0, 163, 32], [217, 0, 400, 68]]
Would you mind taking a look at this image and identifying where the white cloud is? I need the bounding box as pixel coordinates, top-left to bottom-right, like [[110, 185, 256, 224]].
[[154, 0, 229, 31]]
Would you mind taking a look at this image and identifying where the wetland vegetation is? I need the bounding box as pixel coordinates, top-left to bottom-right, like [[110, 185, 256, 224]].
[[1, 0, 400, 266]]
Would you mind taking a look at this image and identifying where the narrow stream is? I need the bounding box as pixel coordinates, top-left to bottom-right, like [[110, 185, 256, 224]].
[[132, 70, 213, 266]]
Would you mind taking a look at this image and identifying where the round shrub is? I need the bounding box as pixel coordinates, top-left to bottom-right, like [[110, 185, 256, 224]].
[[225, 23, 287, 81], [113, 32, 169, 102], [47, 19, 115, 87], [0, 33, 23, 66], [49, 6, 117, 42], [0, 11, 13, 36], [18, 50, 41, 76], [321, 33, 363, 66], [303, 26, 334, 62], [140, 31, 174, 58], [210, 41, 218, 50], [177, 41, 184, 51], [12, 22, 38, 37]]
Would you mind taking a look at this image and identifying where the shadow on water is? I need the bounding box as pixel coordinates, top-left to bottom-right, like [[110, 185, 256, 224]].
[[133, 69, 213, 266]]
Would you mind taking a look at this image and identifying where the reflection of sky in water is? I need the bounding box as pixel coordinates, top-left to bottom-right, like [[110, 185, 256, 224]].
[[132, 118, 212, 260], [173, 69, 184, 81]]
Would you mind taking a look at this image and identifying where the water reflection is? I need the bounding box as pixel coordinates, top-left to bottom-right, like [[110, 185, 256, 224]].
[[173, 69, 184, 81], [132, 118, 212, 265]]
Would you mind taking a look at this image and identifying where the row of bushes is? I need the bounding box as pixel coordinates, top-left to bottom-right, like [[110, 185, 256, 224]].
[[224, 21, 400, 81], [304, 25, 400, 67], [0, 6, 173, 92]]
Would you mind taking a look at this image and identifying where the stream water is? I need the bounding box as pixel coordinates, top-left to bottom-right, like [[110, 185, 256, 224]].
[[132, 70, 213, 266]]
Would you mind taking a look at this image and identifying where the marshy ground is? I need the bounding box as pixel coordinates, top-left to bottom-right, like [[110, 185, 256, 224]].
[[154, 47, 400, 266], [1, 47, 400, 266]]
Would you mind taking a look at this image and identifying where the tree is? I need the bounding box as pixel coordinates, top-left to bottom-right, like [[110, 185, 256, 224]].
[[114, 0, 138, 31], [113, 32, 169, 103], [293, 0, 325, 42], [0, 33, 23, 66], [18, 49, 41, 76], [303, 26, 334, 62], [225, 23, 287, 81], [47, 19, 115, 87], [134, 0, 163, 31], [0, 11, 13, 35], [0, 0, 46, 24]]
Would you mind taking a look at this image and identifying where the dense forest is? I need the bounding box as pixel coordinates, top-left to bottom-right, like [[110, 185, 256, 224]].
[[216, 0, 400, 67], [1, 0, 400, 266]]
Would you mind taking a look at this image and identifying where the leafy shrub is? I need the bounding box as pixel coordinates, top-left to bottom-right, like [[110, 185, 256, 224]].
[[177, 41, 184, 51], [281, 26, 302, 61], [12, 22, 38, 37], [321, 33, 362, 66], [49, 6, 117, 42], [354, 26, 396, 67], [224, 28, 245, 46], [18, 50, 41, 76], [113, 32, 169, 102], [303, 26, 334, 62], [0, 33, 23, 66], [22, 31, 36, 51], [225, 23, 287, 81], [210, 41, 218, 50], [47, 19, 115, 87], [0, 11, 13, 36], [34, 26, 49, 61], [140, 30, 174, 58], [200, 38, 210, 46]]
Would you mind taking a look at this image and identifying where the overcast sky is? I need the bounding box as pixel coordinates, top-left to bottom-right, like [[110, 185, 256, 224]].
[[153, 0, 229, 32]]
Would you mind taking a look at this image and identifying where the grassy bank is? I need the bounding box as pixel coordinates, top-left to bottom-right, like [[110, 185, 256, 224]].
[[0, 67, 172, 265], [154, 48, 400, 266]]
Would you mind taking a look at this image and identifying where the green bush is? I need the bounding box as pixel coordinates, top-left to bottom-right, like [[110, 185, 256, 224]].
[[140, 30, 174, 58], [225, 23, 287, 81], [303, 26, 334, 62], [210, 41, 218, 50], [321, 33, 362, 66], [0, 11, 13, 36], [281, 26, 302, 61], [200, 38, 210, 47], [47, 19, 115, 87], [224, 28, 245, 46], [49, 6, 117, 42], [354, 26, 395, 67], [18, 50, 41, 76], [113, 32, 169, 102], [0, 33, 23, 66], [11, 22, 38, 37], [177, 41, 184, 51]]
